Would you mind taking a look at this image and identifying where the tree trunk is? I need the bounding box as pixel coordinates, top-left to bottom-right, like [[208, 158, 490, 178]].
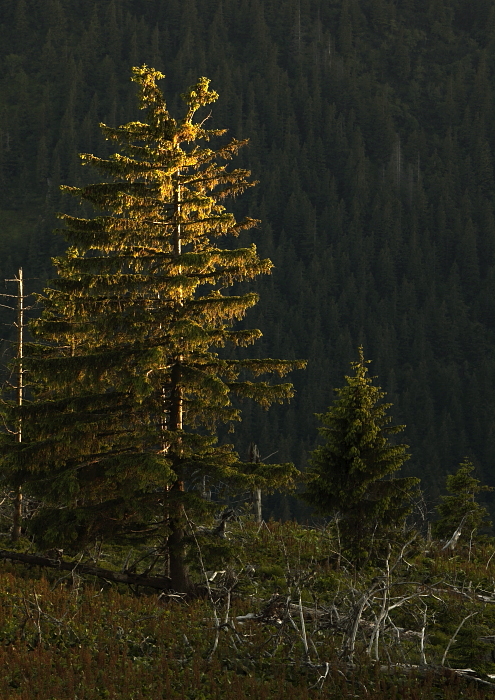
[[166, 372, 191, 592], [166, 170, 192, 594], [12, 268, 23, 542], [254, 489, 262, 523], [168, 483, 192, 593], [12, 487, 22, 542], [249, 443, 262, 523]]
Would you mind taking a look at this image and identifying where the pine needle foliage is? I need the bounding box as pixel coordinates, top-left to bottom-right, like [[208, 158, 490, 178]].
[[433, 459, 493, 542], [2, 66, 304, 564], [304, 348, 419, 563]]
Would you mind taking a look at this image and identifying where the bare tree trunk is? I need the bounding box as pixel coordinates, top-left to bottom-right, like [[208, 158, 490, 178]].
[[12, 269, 23, 542], [201, 476, 211, 500], [254, 489, 262, 523], [249, 443, 262, 523]]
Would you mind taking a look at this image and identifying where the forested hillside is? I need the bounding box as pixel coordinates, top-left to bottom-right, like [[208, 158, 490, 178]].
[[1, 0, 495, 511]]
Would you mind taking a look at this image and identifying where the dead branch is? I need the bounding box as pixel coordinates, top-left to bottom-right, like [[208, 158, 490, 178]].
[[441, 611, 479, 667], [0, 549, 172, 591]]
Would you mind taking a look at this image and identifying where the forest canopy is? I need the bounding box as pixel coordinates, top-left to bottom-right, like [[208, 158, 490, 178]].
[[0, 0, 494, 517]]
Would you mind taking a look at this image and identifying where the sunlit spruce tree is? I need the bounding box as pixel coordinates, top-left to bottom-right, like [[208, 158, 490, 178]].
[[304, 348, 419, 564], [3, 66, 304, 591]]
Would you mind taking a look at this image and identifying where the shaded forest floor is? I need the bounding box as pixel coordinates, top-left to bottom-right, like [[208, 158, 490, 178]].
[[1, 520, 495, 698]]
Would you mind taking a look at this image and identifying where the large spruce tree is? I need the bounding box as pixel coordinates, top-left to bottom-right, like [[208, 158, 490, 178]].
[[304, 348, 419, 564], [3, 66, 304, 590]]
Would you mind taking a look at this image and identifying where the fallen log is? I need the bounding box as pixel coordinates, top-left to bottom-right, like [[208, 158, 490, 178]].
[[0, 549, 172, 591]]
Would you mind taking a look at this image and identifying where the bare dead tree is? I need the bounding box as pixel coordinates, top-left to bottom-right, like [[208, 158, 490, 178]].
[[248, 443, 262, 523], [0, 269, 35, 541]]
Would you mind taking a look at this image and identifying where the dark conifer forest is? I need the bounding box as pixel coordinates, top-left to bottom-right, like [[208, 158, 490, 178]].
[[1, 0, 495, 513]]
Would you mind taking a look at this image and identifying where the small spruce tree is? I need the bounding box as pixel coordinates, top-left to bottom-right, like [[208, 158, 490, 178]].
[[2, 66, 305, 591], [433, 458, 493, 542], [304, 348, 419, 563]]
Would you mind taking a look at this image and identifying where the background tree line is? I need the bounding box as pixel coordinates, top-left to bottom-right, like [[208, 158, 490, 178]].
[[1, 0, 495, 518]]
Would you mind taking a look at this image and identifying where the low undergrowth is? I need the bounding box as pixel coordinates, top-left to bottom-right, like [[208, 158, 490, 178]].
[[1, 520, 495, 698]]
